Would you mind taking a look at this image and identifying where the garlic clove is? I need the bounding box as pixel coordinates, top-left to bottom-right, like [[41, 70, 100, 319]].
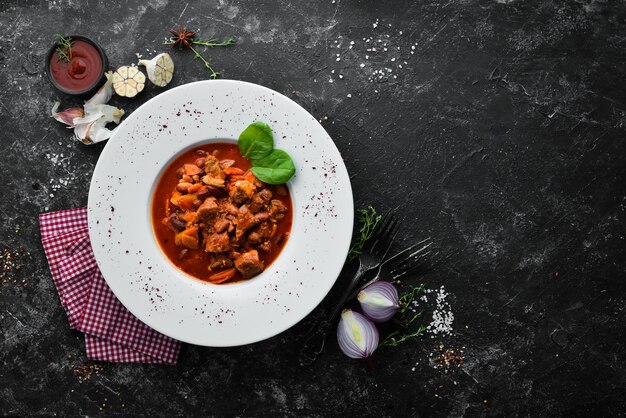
[[86, 71, 114, 106], [138, 53, 174, 87], [337, 309, 379, 359], [51, 101, 84, 128], [358, 281, 400, 323], [73, 103, 124, 145], [51, 71, 124, 145], [112, 65, 146, 98]]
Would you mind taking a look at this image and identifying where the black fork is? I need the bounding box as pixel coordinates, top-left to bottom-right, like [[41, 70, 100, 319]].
[[298, 213, 400, 366], [350, 237, 436, 300]]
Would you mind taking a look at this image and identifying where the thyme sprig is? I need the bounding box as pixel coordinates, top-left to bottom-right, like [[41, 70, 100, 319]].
[[380, 325, 426, 348], [399, 283, 426, 315], [164, 29, 235, 79], [380, 284, 427, 348], [188, 45, 220, 79], [348, 205, 383, 260], [55, 34, 73, 63], [189, 37, 236, 48]]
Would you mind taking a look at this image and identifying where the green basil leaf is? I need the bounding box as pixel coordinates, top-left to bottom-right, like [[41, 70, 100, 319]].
[[238, 121, 274, 160], [250, 149, 296, 184]]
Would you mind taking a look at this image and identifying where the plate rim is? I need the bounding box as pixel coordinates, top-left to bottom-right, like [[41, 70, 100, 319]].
[[88, 79, 354, 346]]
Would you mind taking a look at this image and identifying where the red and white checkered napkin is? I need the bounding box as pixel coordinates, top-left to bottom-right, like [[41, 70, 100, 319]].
[[40, 207, 181, 364]]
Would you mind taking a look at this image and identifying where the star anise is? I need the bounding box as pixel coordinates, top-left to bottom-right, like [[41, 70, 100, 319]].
[[169, 25, 196, 50]]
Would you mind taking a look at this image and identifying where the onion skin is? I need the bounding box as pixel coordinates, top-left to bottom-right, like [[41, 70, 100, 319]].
[[358, 281, 400, 323], [337, 309, 379, 359]]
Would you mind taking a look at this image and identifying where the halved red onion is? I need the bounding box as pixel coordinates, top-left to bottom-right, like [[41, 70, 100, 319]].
[[357, 281, 400, 323], [337, 309, 379, 359]]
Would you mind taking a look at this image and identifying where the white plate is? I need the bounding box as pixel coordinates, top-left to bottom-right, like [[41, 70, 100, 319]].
[[88, 80, 353, 346]]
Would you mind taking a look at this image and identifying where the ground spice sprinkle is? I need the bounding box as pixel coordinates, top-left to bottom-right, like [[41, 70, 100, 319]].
[[72, 362, 104, 381], [0, 245, 30, 288]]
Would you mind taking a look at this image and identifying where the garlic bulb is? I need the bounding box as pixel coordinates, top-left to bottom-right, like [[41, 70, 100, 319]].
[[138, 53, 174, 87], [112, 66, 146, 98]]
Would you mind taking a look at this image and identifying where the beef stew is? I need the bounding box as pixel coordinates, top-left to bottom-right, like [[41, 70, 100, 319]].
[[151, 142, 293, 284]]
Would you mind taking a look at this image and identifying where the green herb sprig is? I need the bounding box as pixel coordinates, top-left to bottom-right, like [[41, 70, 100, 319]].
[[191, 37, 236, 48], [399, 283, 426, 316], [164, 26, 235, 79], [348, 205, 382, 260], [237, 121, 296, 184], [185, 39, 234, 79], [55, 34, 73, 63], [380, 284, 427, 348]]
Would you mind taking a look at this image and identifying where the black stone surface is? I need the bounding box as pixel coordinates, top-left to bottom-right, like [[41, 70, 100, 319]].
[[1, 0, 625, 416]]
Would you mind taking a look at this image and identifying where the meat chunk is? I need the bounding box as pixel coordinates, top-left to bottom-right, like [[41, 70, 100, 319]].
[[197, 197, 219, 222], [219, 159, 235, 169], [203, 175, 225, 188], [258, 188, 273, 201], [183, 164, 202, 176], [249, 189, 273, 213], [270, 199, 288, 220], [234, 250, 264, 278], [202, 155, 226, 188], [235, 205, 254, 241], [205, 232, 230, 253], [209, 253, 233, 270], [258, 241, 272, 252], [214, 217, 231, 233], [236, 206, 271, 241], [218, 198, 239, 216], [248, 221, 277, 244], [229, 180, 256, 205]]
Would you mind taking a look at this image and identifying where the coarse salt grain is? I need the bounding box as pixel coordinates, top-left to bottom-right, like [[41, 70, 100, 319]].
[[328, 18, 422, 90], [425, 286, 454, 336]]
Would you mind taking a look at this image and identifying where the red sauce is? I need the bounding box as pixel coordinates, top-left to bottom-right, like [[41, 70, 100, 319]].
[[151, 143, 293, 284], [49, 39, 103, 92]]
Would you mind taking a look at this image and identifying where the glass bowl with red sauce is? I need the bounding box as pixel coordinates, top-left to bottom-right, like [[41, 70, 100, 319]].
[[45, 35, 108, 96]]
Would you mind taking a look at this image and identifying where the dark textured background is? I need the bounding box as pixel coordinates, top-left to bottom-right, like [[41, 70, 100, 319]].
[[1, 0, 626, 416]]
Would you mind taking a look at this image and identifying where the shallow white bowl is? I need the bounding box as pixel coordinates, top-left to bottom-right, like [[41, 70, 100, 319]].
[[88, 80, 354, 346]]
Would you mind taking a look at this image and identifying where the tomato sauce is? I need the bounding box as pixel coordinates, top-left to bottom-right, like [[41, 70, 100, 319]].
[[49, 38, 103, 93], [151, 142, 293, 283]]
